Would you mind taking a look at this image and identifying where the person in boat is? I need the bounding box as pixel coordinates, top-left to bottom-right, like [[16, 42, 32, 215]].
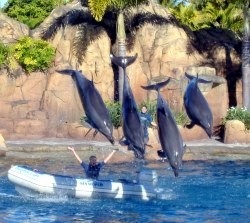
[[140, 105, 157, 144], [68, 146, 117, 179]]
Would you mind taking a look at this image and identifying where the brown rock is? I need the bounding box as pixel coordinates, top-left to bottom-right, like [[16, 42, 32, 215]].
[[180, 125, 209, 141], [147, 128, 160, 149], [224, 120, 247, 144], [0, 13, 29, 44], [14, 119, 47, 136], [67, 122, 87, 139], [0, 133, 6, 149], [0, 2, 241, 143]]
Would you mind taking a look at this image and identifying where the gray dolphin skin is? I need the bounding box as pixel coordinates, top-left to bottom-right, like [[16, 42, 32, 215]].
[[110, 54, 145, 159], [56, 69, 114, 144], [184, 72, 213, 138], [141, 79, 185, 177]]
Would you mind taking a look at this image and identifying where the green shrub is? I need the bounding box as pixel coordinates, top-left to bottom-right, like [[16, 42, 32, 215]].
[[0, 42, 9, 68], [80, 101, 189, 129], [12, 36, 55, 73], [106, 101, 122, 129], [4, 0, 55, 29], [223, 107, 250, 130], [174, 111, 190, 126]]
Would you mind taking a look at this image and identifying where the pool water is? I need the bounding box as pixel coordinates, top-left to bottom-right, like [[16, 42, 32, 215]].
[[0, 159, 249, 223]]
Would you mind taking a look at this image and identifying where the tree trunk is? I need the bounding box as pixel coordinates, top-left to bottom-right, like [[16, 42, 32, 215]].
[[242, 3, 250, 111], [117, 12, 126, 103]]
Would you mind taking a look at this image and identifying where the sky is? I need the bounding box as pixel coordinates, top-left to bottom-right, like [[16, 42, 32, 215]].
[[0, 0, 8, 8]]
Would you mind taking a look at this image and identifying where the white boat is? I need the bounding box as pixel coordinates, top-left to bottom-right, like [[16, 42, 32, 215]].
[[8, 165, 158, 200]]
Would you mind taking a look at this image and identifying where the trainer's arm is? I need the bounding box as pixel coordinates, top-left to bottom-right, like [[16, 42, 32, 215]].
[[104, 150, 117, 163], [68, 146, 82, 164]]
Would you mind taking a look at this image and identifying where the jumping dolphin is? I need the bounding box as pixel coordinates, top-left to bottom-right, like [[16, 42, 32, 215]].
[[184, 73, 213, 138], [56, 69, 114, 144], [142, 79, 185, 177], [110, 54, 145, 159]]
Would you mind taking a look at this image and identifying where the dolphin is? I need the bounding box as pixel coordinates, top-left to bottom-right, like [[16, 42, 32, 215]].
[[56, 69, 114, 144], [110, 54, 145, 159], [142, 79, 185, 177], [184, 72, 213, 138]]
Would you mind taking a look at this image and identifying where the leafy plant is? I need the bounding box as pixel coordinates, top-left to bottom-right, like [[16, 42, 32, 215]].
[[106, 101, 122, 129], [223, 107, 250, 130], [3, 0, 61, 29], [80, 100, 190, 129], [174, 111, 190, 126], [0, 42, 9, 68], [12, 36, 55, 73]]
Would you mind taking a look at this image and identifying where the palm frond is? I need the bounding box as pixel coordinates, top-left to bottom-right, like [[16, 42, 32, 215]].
[[125, 12, 178, 50], [122, 0, 149, 10], [128, 12, 178, 32], [41, 9, 96, 39], [73, 24, 106, 63], [100, 10, 118, 45], [88, 0, 111, 22]]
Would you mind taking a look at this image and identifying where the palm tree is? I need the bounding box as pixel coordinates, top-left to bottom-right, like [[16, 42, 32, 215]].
[[41, 0, 176, 102], [187, 0, 249, 110], [88, 0, 149, 102], [241, 0, 250, 111]]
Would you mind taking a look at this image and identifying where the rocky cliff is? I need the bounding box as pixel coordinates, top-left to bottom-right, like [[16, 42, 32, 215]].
[[0, 2, 241, 141]]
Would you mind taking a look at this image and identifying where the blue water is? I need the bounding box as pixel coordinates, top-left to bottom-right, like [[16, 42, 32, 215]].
[[0, 160, 249, 223]]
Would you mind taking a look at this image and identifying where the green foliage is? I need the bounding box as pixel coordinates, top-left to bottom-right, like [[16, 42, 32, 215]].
[[88, 0, 148, 21], [80, 100, 190, 129], [12, 36, 55, 73], [223, 107, 250, 130], [3, 0, 70, 29], [140, 100, 189, 126], [162, 0, 244, 36], [106, 101, 122, 128], [174, 111, 190, 126], [0, 42, 9, 68]]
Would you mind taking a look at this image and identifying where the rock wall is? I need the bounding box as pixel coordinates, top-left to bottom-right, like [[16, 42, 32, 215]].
[[0, 2, 241, 141]]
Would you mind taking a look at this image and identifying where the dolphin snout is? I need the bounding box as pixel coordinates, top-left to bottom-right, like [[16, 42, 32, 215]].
[[173, 168, 179, 177], [206, 128, 212, 138], [108, 136, 115, 145]]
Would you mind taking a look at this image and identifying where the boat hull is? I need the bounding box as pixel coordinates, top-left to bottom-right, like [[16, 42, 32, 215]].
[[8, 165, 157, 200]]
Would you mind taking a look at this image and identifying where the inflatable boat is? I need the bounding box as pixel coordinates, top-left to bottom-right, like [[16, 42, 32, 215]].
[[8, 165, 158, 200]]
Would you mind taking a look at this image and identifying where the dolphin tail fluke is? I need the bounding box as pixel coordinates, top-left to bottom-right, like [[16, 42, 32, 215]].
[[56, 69, 74, 75], [110, 54, 137, 69], [185, 72, 195, 80], [185, 72, 212, 84], [141, 78, 170, 92]]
